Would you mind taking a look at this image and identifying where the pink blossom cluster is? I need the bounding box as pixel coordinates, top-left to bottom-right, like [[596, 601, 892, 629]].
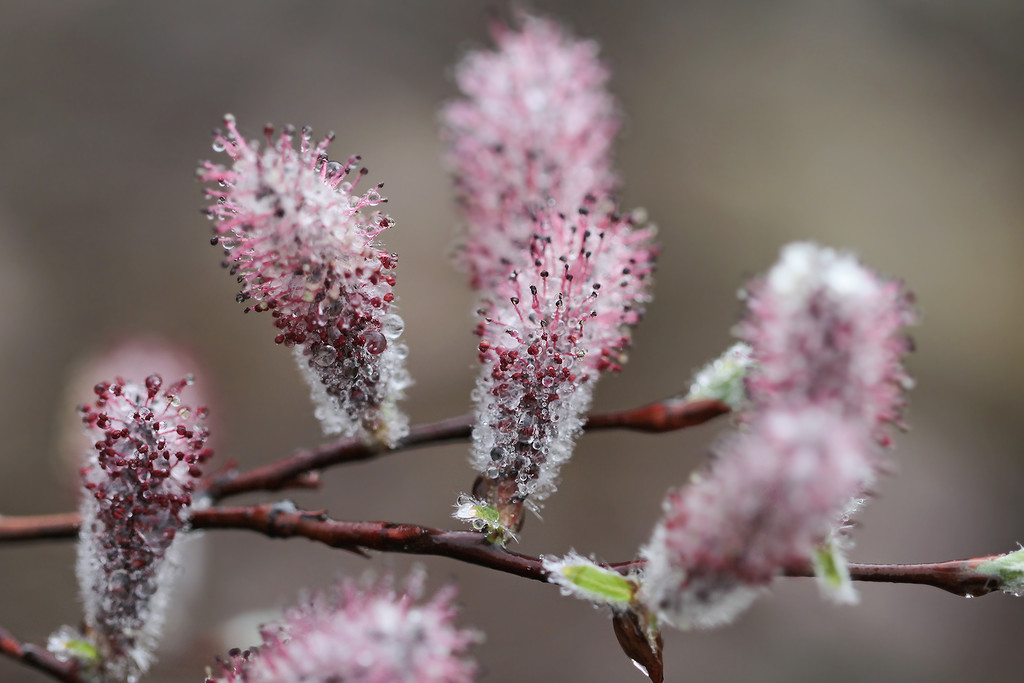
[[640, 243, 916, 628], [199, 115, 410, 446], [54, 338, 214, 664], [738, 242, 916, 446], [640, 407, 873, 628], [76, 375, 212, 681], [471, 204, 656, 514], [57, 336, 215, 497], [206, 573, 479, 683], [444, 15, 656, 524], [442, 13, 620, 290]]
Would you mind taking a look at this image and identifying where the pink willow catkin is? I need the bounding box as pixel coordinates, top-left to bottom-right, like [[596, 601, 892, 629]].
[[470, 204, 656, 518], [640, 243, 916, 629], [75, 375, 212, 681], [739, 242, 916, 446], [444, 14, 655, 524], [205, 572, 479, 683], [441, 12, 620, 291], [199, 115, 410, 446]]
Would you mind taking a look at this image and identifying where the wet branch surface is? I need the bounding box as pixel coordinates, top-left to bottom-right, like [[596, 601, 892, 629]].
[[0, 505, 1007, 598], [1, 397, 1008, 681]]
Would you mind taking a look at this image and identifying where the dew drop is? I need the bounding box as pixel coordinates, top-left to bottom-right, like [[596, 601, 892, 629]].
[[312, 346, 338, 367], [382, 315, 405, 340], [362, 330, 387, 354]]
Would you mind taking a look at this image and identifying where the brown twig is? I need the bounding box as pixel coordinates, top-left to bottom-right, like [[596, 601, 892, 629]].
[[0, 504, 1010, 599], [584, 398, 730, 433], [202, 414, 474, 500], [0, 512, 80, 543], [202, 398, 730, 501], [783, 556, 1005, 598], [191, 505, 547, 580], [0, 626, 82, 683], [2, 396, 1006, 683], [191, 508, 1014, 597]]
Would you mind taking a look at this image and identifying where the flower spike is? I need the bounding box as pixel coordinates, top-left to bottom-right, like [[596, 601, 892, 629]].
[[199, 115, 410, 446], [639, 407, 874, 629], [73, 375, 212, 681], [442, 12, 620, 290], [737, 242, 916, 447], [640, 243, 917, 629], [205, 571, 480, 683], [467, 203, 656, 525]]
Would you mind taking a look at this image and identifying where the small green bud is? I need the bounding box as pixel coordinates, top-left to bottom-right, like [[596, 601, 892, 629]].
[[686, 342, 753, 409], [453, 495, 516, 544], [976, 547, 1024, 597], [812, 538, 858, 605], [46, 626, 100, 667], [64, 639, 100, 661], [543, 552, 637, 607]]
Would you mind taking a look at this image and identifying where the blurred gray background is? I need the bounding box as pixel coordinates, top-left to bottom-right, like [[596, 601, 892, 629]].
[[2, 1, 1023, 681]]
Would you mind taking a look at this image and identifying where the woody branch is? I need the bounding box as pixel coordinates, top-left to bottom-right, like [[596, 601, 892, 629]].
[[0, 505, 1007, 599]]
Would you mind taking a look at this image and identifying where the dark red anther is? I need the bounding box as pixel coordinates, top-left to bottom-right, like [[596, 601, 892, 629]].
[[145, 374, 163, 397]]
